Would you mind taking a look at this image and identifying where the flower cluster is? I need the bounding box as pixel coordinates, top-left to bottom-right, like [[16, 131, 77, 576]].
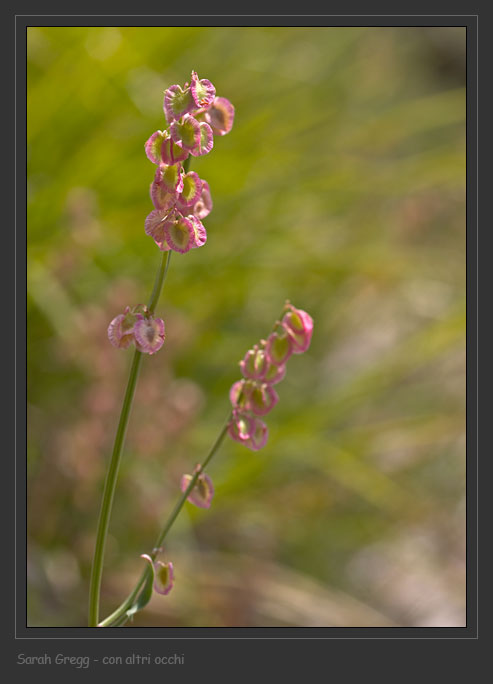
[[228, 302, 313, 450], [107, 305, 165, 355], [144, 71, 234, 254]]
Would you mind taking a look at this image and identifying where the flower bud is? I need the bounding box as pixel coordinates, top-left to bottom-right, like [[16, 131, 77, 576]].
[[239, 346, 268, 380], [181, 470, 214, 509], [247, 417, 268, 450], [248, 382, 278, 416], [265, 330, 294, 366], [263, 361, 286, 385], [282, 306, 314, 353], [229, 378, 278, 416], [228, 410, 255, 442], [228, 411, 268, 451], [140, 554, 174, 595], [229, 379, 248, 409]]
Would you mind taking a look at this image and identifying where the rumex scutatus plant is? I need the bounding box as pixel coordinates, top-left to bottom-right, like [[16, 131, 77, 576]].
[[88, 72, 313, 627]]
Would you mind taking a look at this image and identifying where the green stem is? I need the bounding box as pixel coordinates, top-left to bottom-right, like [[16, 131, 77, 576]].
[[98, 413, 232, 627], [88, 250, 171, 627], [148, 251, 171, 314]]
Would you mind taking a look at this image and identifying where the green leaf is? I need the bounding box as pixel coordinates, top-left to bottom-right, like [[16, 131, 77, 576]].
[[125, 571, 154, 619]]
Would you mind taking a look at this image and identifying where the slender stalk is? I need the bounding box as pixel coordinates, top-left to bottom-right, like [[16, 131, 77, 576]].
[[88, 251, 171, 627], [148, 251, 172, 314], [98, 413, 232, 627]]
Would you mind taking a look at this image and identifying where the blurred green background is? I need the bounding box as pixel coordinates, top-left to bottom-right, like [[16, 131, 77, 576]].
[[27, 26, 466, 627]]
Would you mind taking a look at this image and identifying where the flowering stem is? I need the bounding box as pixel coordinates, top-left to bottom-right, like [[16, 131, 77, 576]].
[[97, 412, 232, 627], [88, 250, 171, 627]]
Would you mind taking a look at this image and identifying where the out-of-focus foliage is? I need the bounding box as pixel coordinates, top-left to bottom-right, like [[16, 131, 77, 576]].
[[27, 26, 466, 627]]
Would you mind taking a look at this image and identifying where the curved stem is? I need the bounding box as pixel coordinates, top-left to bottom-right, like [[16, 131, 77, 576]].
[[148, 251, 171, 314], [88, 250, 172, 627], [98, 412, 232, 627]]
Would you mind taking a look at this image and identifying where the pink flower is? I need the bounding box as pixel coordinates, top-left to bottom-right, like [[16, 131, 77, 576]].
[[160, 133, 190, 166], [150, 167, 180, 211], [228, 411, 268, 451], [170, 114, 202, 152], [239, 346, 286, 385], [191, 180, 213, 219], [177, 171, 202, 207], [145, 209, 173, 251], [246, 417, 268, 450], [226, 303, 312, 452], [145, 130, 167, 164], [263, 361, 286, 385], [229, 378, 278, 416], [265, 330, 294, 366], [199, 96, 235, 136], [228, 409, 256, 441], [229, 379, 247, 409], [282, 305, 314, 353], [248, 382, 279, 416], [155, 163, 184, 194], [190, 71, 216, 109], [108, 307, 166, 355], [140, 554, 174, 595], [133, 314, 165, 355], [164, 214, 195, 253], [189, 215, 207, 248], [190, 121, 214, 157], [164, 84, 195, 123], [107, 307, 136, 349], [144, 73, 233, 253], [239, 346, 268, 380], [177, 180, 212, 219], [181, 470, 214, 509]]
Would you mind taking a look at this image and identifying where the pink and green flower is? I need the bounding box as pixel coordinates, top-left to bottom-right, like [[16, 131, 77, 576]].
[[178, 171, 203, 207], [189, 215, 207, 248], [164, 84, 195, 123], [160, 134, 190, 166], [228, 411, 268, 451], [282, 306, 314, 353], [190, 121, 214, 157], [181, 470, 214, 509], [190, 71, 216, 109], [140, 554, 174, 595], [145, 130, 167, 164], [164, 215, 195, 253], [265, 330, 294, 366], [107, 307, 137, 349], [170, 115, 201, 152], [200, 97, 235, 136], [145, 209, 173, 251]]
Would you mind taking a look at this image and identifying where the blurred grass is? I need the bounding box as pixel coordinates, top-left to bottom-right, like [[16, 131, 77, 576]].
[[27, 26, 465, 627]]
